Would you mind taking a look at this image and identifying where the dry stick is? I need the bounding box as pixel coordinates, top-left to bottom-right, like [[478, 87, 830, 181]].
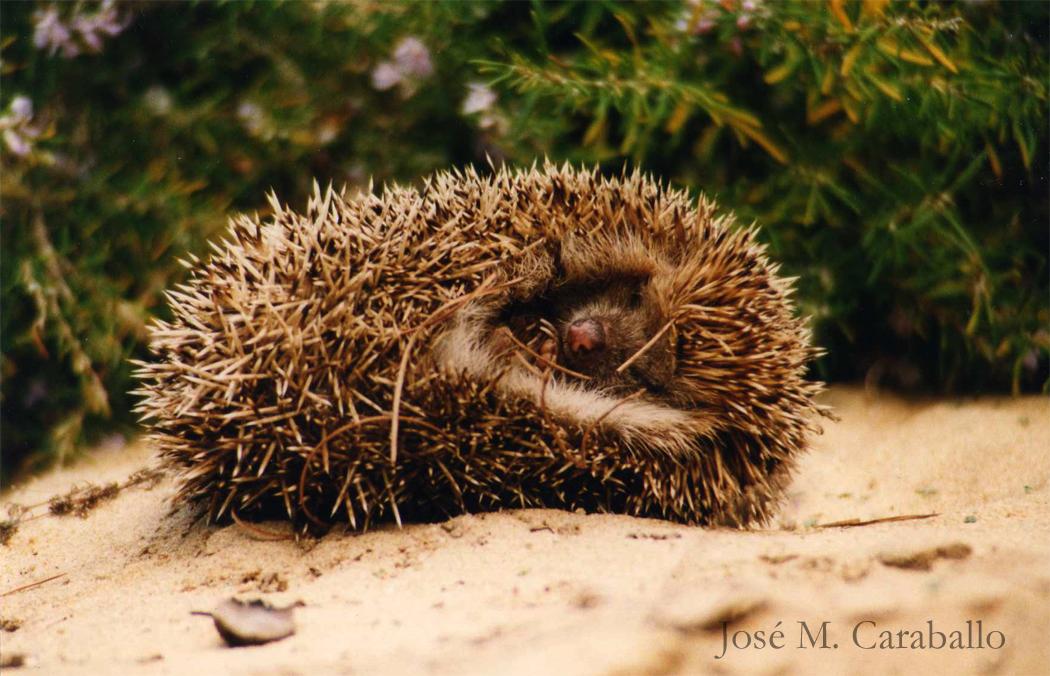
[[1, 572, 67, 597], [512, 352, 546, 379], [389, 331, 420, 465], [18, 512, 51, 524], [816, 513, 940, 529], [13, 466, 165, 522], [230, 511, 293, 541], [496, 326, 592, 380], [383, 472, 403, 528], [616, 319, 676, 374], [13, 498, 56, 511]]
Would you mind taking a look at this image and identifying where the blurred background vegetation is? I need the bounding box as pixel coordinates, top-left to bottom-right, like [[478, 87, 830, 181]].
[[2, 0, 1047, 482]]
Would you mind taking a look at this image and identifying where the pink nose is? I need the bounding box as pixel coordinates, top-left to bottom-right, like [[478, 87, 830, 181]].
[[567, 319, 605, 355]]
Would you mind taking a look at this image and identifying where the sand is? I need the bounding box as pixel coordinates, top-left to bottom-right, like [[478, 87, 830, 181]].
[[2, 386, 1048, 675]]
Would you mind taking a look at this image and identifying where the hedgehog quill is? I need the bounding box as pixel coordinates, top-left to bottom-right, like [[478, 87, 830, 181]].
[[133, 163, 828, 531]]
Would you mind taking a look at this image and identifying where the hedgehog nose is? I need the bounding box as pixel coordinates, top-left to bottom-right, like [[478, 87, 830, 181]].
[[567, 319, 605, 356]]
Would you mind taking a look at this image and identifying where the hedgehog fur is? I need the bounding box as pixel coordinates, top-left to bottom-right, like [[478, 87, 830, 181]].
[[134, 163, 827, 531]]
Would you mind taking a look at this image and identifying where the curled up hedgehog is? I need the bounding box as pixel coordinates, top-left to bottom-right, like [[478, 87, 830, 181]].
[[134, 164, 828, 532]]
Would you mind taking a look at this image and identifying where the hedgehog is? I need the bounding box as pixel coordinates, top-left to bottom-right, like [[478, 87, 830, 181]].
[[133, 163, 827, 531]]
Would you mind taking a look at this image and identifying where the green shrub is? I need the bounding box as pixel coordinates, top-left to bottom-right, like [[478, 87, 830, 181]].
[[2, 1, 1046, 480]]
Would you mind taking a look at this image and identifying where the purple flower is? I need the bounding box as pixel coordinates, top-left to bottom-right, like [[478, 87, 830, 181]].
[[674, 0, 717, 36], [4, 129, 30, 157], [392, 37, 433, 79], [32, 1, 129, 59], [74, 0, 128, 52], [370, 61, 402, 91], [461, 83, 497, 115], [10, 96, 33, 122], [2, 95, 42, 157], [236, 101, 270, 138], [94, 1, 127, 36], [74, 16, 104, 52], [371, 36, 434, 94], [33, 7, 75, 56]]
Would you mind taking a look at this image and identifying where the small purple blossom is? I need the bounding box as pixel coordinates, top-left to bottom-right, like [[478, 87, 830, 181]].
[[370, 36, 434, 95], [236, 101, 268, 138], [675, 1, 719, 37], [94, 1, 128, 36], [1, 95, 42, 157], [461, 83, 497, 115], [237, 101, 262, 120], [75, 16, 104, 52], [696, 17, 717, 34], [32, 1, 129, 59], [4, 129, 31, 157], [392, 37, 434, 79], [371, 61, 402, 91], [676, 0, 764, 36], [10, 96, 33, 122], [33, 7, 77, 57]]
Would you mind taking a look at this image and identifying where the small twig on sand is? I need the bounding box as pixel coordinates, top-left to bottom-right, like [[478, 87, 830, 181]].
[[816, 513, 939, 529], [1, 572, 67, 597], [231, 511, 293, 541]]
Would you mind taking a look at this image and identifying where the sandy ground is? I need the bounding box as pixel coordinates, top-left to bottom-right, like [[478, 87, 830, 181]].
[[2, 386, 1048, 675]]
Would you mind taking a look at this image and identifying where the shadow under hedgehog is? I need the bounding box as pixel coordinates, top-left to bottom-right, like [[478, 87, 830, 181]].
[[134, 163, 829, 532]]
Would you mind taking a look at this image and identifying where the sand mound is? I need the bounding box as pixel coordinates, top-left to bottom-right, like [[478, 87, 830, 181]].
[[2, 386, 1048, 675]]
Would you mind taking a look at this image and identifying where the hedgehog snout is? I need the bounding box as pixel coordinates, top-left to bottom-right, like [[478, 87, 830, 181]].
[[566, 319, 605, 356], [560, 316, 616, 377]]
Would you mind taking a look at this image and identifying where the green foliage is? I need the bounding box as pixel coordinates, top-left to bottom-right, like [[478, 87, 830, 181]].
[[482, 1, 1049, 392], [1, 0, 1047, 480]]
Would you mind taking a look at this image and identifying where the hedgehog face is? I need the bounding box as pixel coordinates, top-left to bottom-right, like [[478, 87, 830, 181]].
[[512, 278, 675, 395]]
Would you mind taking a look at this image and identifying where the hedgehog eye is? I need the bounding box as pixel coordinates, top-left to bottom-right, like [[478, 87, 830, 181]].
[[628, 285, 644, 309]]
